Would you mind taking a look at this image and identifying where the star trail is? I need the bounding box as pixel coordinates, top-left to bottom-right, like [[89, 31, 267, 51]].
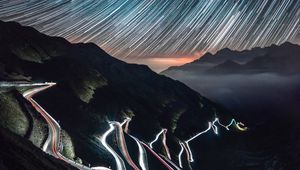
[[0, 0, 299, 71]]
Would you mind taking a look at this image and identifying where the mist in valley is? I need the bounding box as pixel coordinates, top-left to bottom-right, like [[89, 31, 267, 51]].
[[167, 72, 300, 125]]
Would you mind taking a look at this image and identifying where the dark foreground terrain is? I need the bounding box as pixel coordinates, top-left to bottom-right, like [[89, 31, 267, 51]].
[[0, 126, 76, 170], [0, 20, 237, 169]]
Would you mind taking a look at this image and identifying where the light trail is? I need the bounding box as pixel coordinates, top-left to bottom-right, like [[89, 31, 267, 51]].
[[120, 117, 131, 133], [177, 117, 248, 168], [110, 121, 140, 170], [215, 118, 248, 131], [141, 142, 174, 170], [100, 118, 151, 170], [98, 123, 126, 170], [5, 82, 247, 170], [7, 82, 111, 170], [162, 129, 171, 160], [119, 117, 174, 170], [0, 81, 55, 88], [177, 142, 184, 168], [148, 128, 172, 161], [149, 129, 165, 148], [91, 167, 112, 170], [159, 154, 181, 170], [23, 84, 62, 159], [236, 122, 248, 131], [120, 117, 149, 170], [128, 135, 149, 170]]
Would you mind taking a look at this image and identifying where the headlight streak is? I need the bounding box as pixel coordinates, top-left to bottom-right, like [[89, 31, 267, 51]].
[[110, 116, 247, 169], [216, 118, 248, 131], [141, 142, 174, 170], [98, 123, 126, 170], [162, 129, 172, 160], [110, 121, 140, 170], [177, 142, 185, 168], [121, 116, 174, 170], [148, 128, 173, 161], [121, 117, 131, 133], [15, 82, 111, 170], [128, 135, 149, 170], [107, 118, 174, 170], [149, 129, 165, 148], [121, 117, 149, 170], [4, 82, 247, 169], [159, 154, 181, 170], [177, 117, 248, 168]]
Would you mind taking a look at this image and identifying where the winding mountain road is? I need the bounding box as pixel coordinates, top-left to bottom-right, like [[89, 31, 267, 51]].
[[21, 82, 111, 170], [1, 81, 246, 170]]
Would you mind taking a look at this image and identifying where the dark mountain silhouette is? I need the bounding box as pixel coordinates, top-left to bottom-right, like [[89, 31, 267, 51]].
[[0, 20, 233, 169], [162, 46, 265, 75], [195, 47, 263, 64], [163, 42, 300, 76]]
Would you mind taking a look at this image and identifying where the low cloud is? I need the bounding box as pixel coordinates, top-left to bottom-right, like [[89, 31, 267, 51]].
[[168, 72, 300, 124]]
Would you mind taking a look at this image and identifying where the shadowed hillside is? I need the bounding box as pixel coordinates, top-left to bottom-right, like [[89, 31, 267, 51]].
[[0, 20, 233, 169], [0, 126, 76, 170]]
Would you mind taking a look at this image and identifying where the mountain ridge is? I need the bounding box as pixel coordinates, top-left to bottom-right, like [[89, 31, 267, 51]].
[[162, 42, 300, 75], [0, 20, 232, 169]]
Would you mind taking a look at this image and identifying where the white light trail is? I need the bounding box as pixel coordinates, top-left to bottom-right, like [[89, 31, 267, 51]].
[[99, 123, 126, 170], [6, 82, 248, 170], [159, 154, 181, 170], [177, 117, 248, 168], [119, 117, 173, 170], [111, 121, 140, 170], [148, 128, 172, 161], [177, 142, 184, 168], [141, 142, 174, 170], [91, 167, 112, 170], [149, 129, 165, 148], [129, 135, 149, 170], [19, 82, 109, 170], [120, 117, 149, 170], [120, 117, 131, 133]]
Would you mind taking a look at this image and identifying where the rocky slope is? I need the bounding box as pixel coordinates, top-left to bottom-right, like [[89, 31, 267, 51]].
[[0, 125, 76, 170]]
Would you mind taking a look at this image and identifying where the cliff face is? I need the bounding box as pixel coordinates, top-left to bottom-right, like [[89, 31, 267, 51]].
[[0, 20, 230, 168]]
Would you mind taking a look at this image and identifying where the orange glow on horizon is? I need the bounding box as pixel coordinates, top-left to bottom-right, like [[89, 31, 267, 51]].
[[125, 51, 206, 72]]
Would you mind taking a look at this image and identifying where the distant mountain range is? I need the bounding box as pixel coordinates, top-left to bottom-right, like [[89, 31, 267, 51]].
[[162, 42, 300, 75], [162, 42, 300, 170]]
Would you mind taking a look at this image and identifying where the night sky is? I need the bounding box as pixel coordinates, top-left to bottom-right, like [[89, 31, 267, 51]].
[[1, 0, 300, 71]]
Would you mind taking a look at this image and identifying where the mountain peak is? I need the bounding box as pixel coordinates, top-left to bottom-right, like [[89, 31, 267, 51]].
[[164, 41, 300, 76], [216, 47, 234, 55]]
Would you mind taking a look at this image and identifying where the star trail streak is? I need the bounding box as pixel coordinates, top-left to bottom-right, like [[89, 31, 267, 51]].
[[0, 0, 299, 70]]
